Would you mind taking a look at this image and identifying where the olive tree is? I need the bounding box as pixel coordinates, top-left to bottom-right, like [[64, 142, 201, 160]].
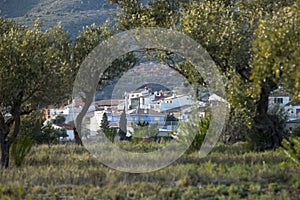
[[0, 19, 73, 168], [113, 0, 297, 149]]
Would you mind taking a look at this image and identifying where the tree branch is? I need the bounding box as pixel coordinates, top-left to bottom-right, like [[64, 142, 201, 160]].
[[21, 87, 40, 104], [21, 108, 34, 116]]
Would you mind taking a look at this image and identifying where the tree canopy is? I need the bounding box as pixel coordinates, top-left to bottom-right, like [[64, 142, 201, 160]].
[[251, 3, 300, 99], [0, 19, 73, 168], [113, 0, 299, 149]]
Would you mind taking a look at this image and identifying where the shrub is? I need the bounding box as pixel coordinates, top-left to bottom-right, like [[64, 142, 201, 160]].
[[131, 122, 159, 144], [279, 137, 300, 165], [10, 135, 34, 166], [103, 128, 117, 143], [174, 117, 210, 153], [291, 126, 300, 137]]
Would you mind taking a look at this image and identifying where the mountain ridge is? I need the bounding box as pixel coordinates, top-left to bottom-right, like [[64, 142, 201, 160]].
[[0, 0, 118, 38]]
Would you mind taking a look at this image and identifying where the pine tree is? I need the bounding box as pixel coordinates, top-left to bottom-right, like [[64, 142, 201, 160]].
[[100, 113, 109, 131], [101, 112, 117, 142]]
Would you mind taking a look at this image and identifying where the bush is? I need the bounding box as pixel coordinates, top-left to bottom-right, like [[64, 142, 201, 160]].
[[279, 137, 300, 165], [104, 128, 117, 143], [10, 135, 34, 167], [291, 126, 300, 137], [174, 117, 210, 153], [131, 122, 159, 144]]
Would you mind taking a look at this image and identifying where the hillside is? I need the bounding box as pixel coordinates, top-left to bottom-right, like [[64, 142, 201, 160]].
[[0, 0, 118, 38]]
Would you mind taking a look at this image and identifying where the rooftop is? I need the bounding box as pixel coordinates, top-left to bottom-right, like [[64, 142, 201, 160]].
[[285, 101, 300, 107], [94, 99, 124, 106], [270, 89, 291, 97], [130, 108, 165, 116]]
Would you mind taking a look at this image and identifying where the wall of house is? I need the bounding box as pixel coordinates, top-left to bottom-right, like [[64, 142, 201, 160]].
[[66, 130, 74, 140], [49, 106, 73, 123], [160, 96, 193, 112], [268, 96, 290, 107], [109, 114, 165, 125], [285, 105, 300, 119]]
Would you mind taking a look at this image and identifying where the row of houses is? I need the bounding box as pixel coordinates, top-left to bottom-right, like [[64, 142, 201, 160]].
[[45, 86, 300, 140], [44, 86, 208, 139], [89, 87, 206, 137]]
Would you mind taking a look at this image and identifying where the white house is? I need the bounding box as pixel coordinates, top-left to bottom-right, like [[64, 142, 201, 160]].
[[268, 89, 300, 131], [284, 102, 300, 120], [268, 90, 291, 108], [284, 102, 300, 131], [52, 123, 74, 140], [160, 94, 194, 112]]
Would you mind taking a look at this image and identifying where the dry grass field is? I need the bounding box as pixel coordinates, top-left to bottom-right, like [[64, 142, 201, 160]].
[[0, 142, 299, 199]]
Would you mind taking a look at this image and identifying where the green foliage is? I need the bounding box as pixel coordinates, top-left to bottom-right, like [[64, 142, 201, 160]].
[[100, 113, 117, 142], [179, 0, 299, 150], [74, 22, 116, 67], [117, 141, 165, 153], [31, 122, 67, 145], [280, 137, 300, 165], [0, 18, 73, 167], [131, 122, 159, 144], [19, 113, 67, 145], [116, 0, 183, 30], [10, 135, 34, 167], [175, 117, 210, 153], [251, 2, 300, 99], [0, 20, 73, 109], [104, 128, 118, 143], [165, 113, 178, 123], [246, 130, 271, 152], [100, 113, 109, 131], [291, 126, 300, 137], [180, 0, 253, 71], [53, 128, 68, 139], [0, 184, 26, 200], [222, 69, 255, 143], [51, 115, 66, 124]]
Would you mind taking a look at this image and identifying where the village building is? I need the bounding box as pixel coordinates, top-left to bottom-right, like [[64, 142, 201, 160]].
[[268, 89, 300, 131]]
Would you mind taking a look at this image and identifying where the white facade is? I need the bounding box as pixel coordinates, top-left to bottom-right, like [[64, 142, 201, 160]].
[[268, 90, 300, 130], [268, 96, 291, 108], [86, 110, 104, 132], [285, 104, 300, 120], [160, 95, 194, 112], [49, 105, 73, 123]]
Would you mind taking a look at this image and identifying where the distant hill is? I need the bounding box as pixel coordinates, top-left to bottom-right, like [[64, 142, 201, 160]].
[[0, 0, 154, 39], [137, 83, 171, 92], [0, 0, 202, 100], [0, 0, 118, 39]]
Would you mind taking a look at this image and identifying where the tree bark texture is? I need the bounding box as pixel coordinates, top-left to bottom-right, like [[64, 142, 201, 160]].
[[254, 81, 283, 149]]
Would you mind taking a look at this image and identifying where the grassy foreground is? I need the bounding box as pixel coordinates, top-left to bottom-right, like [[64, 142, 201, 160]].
[[0, 142, 299, 200]]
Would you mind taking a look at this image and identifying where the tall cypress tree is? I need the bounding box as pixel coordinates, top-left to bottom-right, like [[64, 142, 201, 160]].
[[118, 108, 128, 141]]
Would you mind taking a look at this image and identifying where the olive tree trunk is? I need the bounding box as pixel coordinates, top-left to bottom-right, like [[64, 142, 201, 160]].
[[0, 106, 21, 168], [253, 81, 283, 149]]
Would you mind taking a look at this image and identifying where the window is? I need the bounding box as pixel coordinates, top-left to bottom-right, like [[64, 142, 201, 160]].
[[274, 98, 283, 104]]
